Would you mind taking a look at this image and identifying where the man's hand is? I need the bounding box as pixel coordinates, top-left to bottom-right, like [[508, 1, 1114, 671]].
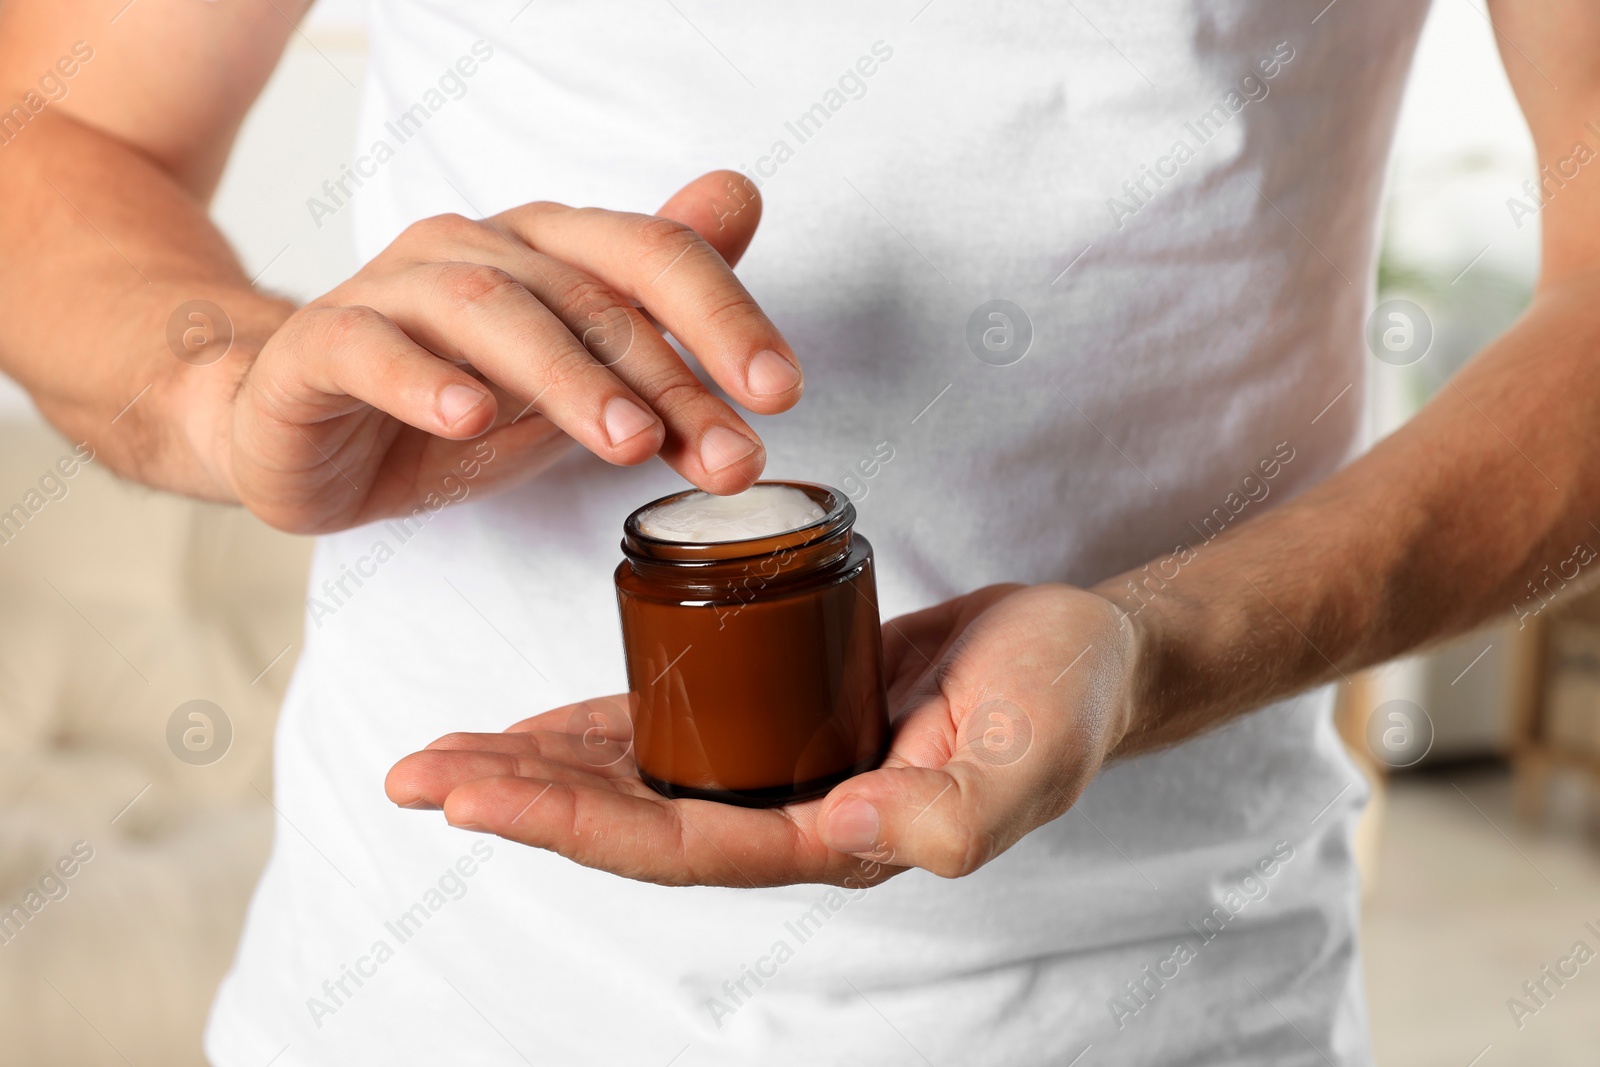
[[195, 170, 801, 534], [0, 6, 799, 520], [384, 584, 1140, 887]]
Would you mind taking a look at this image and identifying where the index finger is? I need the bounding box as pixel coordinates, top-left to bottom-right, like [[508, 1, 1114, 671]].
[[493, 203, 804, 417]]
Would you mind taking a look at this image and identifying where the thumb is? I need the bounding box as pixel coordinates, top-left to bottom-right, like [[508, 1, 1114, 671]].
[[818, 762, 1047, 879], [655, 169, 762, 267]]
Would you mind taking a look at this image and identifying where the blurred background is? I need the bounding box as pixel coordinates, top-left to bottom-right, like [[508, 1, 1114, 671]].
[[3, 1, 1599, 1064]]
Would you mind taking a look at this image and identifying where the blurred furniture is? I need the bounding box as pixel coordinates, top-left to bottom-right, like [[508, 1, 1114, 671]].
[[0, 420, 309, 1067], [1509, 589, 1600, 824]]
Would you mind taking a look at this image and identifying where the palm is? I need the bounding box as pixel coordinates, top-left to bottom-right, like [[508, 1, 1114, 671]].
[[402, 705, 867, 887], [387, 583, 1134, 886]]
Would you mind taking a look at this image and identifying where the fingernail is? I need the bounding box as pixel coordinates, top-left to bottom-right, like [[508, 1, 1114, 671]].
[[699, 426, 757, 473], [603, 395, 657, 446], [399, 799, 440, 810], [746, 349, 801, 397], [439, 383, 490, 427], [821, 798, 880, 854]]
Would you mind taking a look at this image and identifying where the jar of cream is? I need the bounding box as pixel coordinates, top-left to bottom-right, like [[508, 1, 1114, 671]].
[[614, 481, 890, 806]]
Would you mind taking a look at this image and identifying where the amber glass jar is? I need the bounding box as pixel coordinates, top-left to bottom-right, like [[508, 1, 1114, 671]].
[[614, 481, 889, 807]]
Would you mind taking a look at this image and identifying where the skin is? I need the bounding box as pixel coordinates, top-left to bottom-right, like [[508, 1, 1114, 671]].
[[3, 1, 1598, 888], [0, 2, 799, 534]]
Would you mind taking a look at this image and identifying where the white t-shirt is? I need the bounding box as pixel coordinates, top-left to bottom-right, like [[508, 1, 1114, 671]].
[[208, 2, 1429, 1063]]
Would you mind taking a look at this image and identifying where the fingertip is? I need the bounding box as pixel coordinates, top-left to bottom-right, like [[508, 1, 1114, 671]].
[[437, 382, 496, 438], [601, 395, 666, 465], [694, 427, 764, 492], [693, 468, 764, 496], [742, 349, 803, 412], [441, 787, 486, 831], [383, 767, 406, 806], [819, 796, 881, 855], [384, 758, 431, 808], [658, 169, 764, 265]]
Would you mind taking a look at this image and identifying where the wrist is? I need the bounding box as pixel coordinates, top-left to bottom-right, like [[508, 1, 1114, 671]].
[[161, 295, 295, 504], [1089, 574, 1191, 762], [1110, 594, 1160, 761]]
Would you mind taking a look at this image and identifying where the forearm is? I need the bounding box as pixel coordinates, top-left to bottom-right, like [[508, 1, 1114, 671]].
[[1099, 264, 1600, 756], [0, 114, 290, 501]]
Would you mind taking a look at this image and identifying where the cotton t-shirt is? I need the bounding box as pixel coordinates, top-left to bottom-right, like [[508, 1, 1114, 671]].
[[207, 2, 1430, 1064]]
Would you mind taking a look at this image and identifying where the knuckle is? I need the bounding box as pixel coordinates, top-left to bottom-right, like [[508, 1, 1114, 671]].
[[932, 851, 980, 880], [501, 200, 565, 226], [931, 817, 994, 879], [635, 375, 706, 423], [550, 275, 616, 319], [631, 213, 703, 262], [529, 345, 594, 400], [399, 212, 480, 247], [435, 263, 524, 311], [698, 287, 759, 331], [949, 847, 988, 878], [579, 306, 639, 367], [307, 304, 385, 351], [517, 732, 553, 761]]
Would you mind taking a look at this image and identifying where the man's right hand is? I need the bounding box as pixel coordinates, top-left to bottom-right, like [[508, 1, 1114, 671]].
[[190, 170, 799, 534]]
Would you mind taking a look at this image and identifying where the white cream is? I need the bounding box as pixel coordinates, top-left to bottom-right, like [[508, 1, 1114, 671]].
[[637, 485, 826, 543]]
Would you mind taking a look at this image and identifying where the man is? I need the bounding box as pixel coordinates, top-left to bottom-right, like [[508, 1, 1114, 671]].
[[1, 0, 1594, 1063]]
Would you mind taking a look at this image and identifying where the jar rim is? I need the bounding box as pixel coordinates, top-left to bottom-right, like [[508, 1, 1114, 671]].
[[621, 480, 853, 564]]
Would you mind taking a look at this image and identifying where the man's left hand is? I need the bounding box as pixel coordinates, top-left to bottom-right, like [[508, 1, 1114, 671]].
[[385, 583, 1140, 887]]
